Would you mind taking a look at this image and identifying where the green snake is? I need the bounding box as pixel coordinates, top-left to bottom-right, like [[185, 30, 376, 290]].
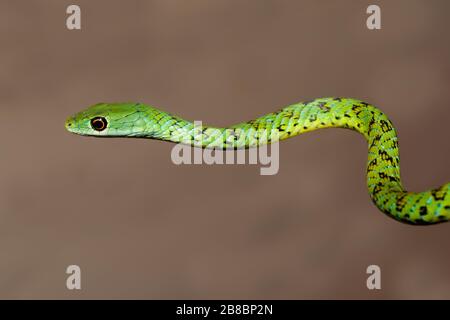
[[65, 97, 449, 225]]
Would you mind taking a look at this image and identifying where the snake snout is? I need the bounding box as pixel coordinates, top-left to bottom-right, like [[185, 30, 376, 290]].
[[65, 117, 75, 132]]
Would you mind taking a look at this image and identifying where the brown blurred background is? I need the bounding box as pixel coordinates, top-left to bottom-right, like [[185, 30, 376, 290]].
[[0, 0, 449, 299]]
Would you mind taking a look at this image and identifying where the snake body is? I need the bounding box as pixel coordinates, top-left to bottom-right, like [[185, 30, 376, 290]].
[[65, 97, 449, 225]]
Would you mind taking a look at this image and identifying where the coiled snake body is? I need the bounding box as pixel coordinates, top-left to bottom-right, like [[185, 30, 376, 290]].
[[65, 98, 449, 225]]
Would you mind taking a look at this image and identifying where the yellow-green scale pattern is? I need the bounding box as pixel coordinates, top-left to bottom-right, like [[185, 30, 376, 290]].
[[65, 97, 450, 225]]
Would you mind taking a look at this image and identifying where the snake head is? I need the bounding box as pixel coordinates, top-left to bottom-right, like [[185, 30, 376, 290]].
[[65, 102, 154, 137]]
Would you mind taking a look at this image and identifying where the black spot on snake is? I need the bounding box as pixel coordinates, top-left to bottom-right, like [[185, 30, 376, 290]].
[[419, 206, 428, 216]]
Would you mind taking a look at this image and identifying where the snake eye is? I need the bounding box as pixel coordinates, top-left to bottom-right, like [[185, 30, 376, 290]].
[[91, 117, 108, 131]]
